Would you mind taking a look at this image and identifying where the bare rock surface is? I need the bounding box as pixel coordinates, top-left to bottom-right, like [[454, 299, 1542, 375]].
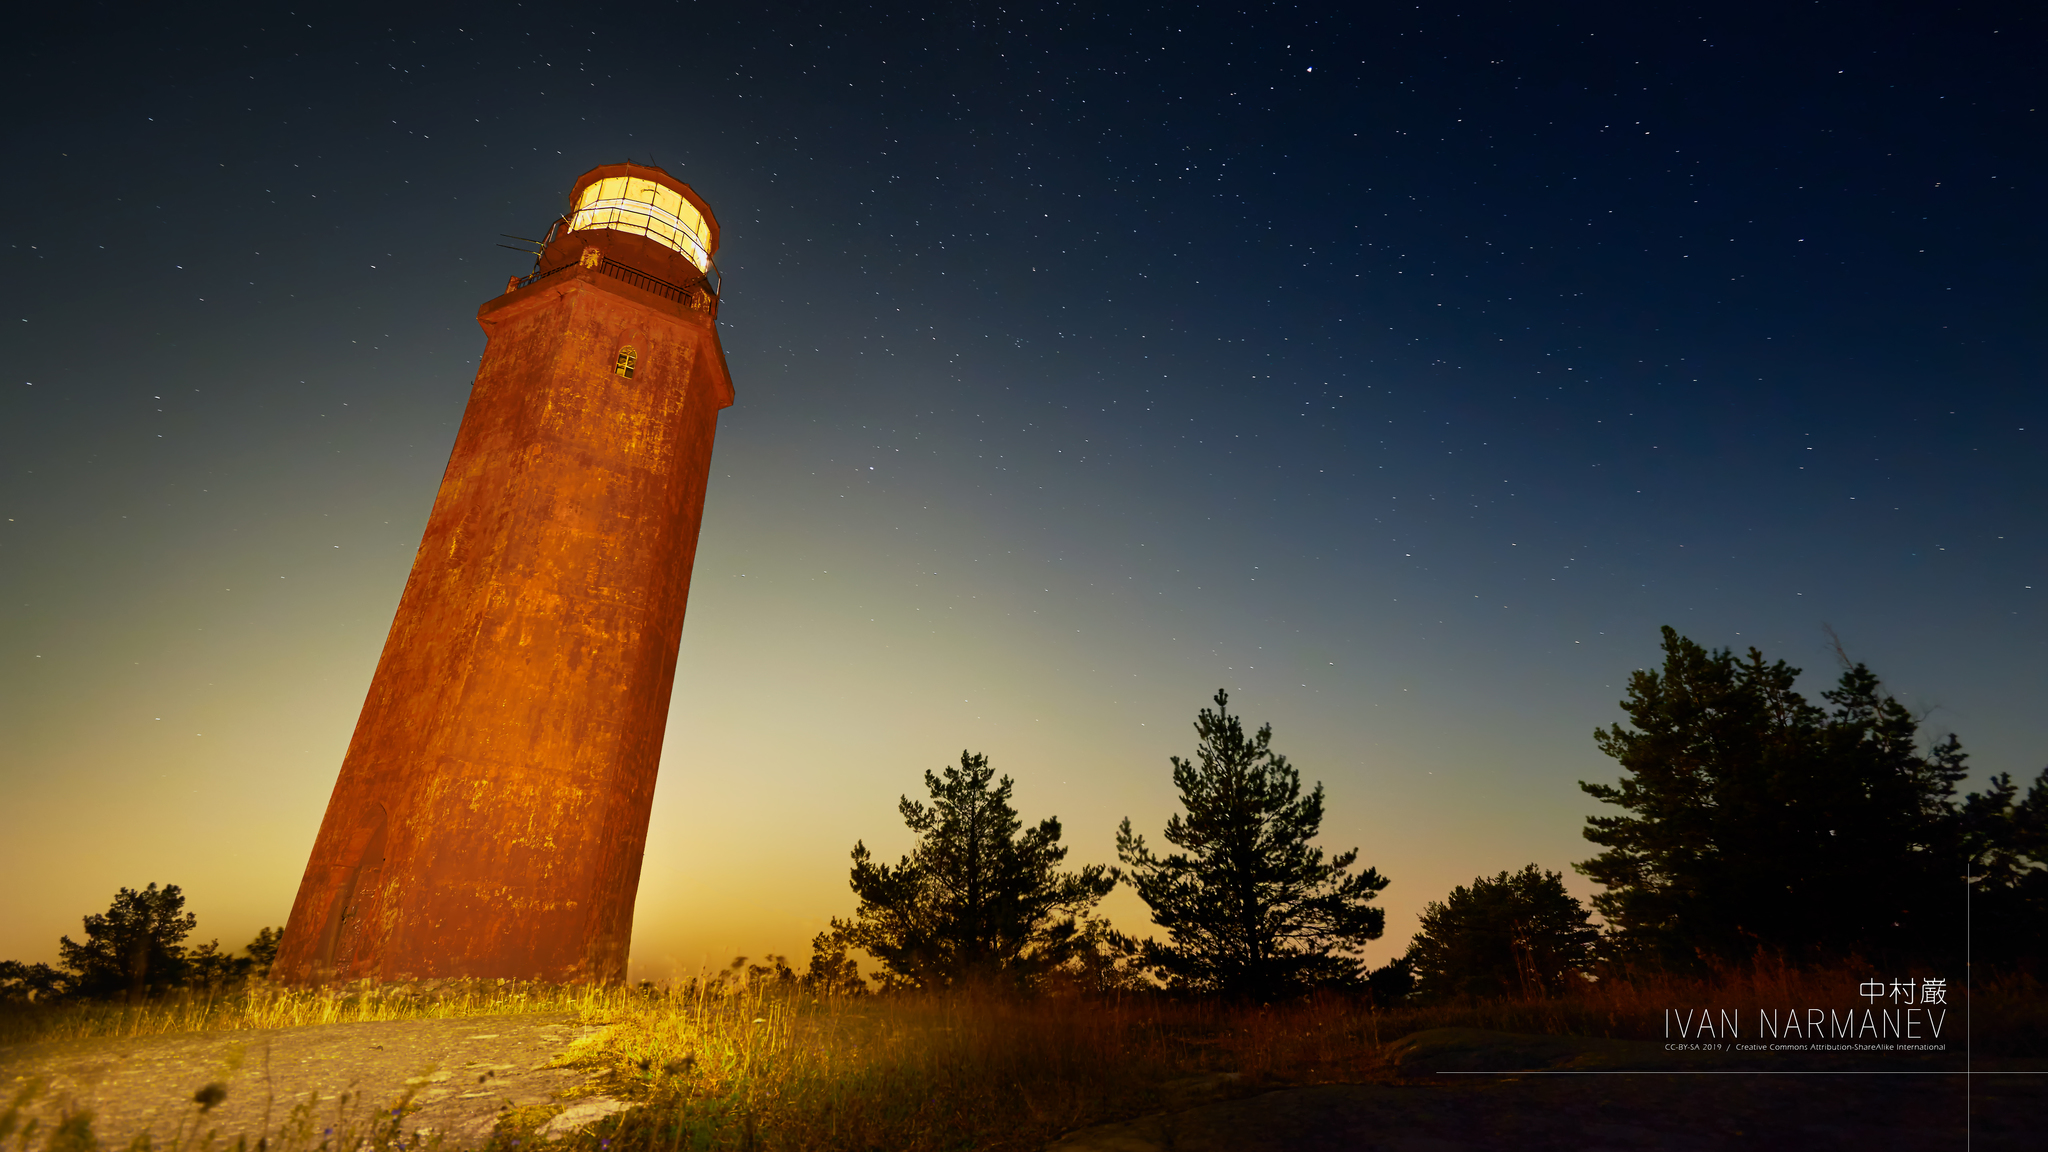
[[536, 1096, 629, 1139], [1047, 1029, 2048, 1152], [0, 1013, 616, 1150]]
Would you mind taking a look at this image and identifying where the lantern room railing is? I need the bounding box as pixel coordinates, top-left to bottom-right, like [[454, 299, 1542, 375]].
[[510, 255, 719, 313]]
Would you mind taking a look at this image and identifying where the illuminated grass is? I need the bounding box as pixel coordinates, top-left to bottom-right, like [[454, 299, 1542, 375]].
[[2, 961, 2038, 1151], [544, 982, 1387, 1152], [0, 979, 616, 1046]]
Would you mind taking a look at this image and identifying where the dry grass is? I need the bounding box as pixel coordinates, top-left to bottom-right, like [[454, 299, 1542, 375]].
[[541, 961, 2044, 1151], [548, 982, 1389, 1151], [0, 979, 613, 1047], [0, 980, 1392, 1151], [2, 960, 2039, 1152]]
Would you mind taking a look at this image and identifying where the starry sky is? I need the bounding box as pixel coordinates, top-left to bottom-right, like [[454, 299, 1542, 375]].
[[1, 2, 2040, 979]]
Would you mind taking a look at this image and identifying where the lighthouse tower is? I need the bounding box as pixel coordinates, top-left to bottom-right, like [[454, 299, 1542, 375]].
[[274, 164, 734, 984]]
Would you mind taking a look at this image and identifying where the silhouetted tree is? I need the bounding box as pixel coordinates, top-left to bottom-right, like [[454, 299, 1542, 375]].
[[0, 960, 68, 1003], [1580, 627, 1979, 967], [744, 954, 798, 985], [824, 751, 1119, 990], [58, 883, 198, 999], [1047, 921, 1153, 994], [1364, 956, 1415, 1006], [1118, 691, 1390, 998], [244, 926, 284, 977], [1404, 865, 1599, 1001], [185, 940, 240, 987], [803, 934, 869, 997], [1959, 766, 2048, 970], [184, 927, 284, 987], [3, 898, 281, 1001]]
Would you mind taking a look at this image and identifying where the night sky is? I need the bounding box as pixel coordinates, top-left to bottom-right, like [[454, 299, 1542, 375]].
[[2, 2, 2039, 979]]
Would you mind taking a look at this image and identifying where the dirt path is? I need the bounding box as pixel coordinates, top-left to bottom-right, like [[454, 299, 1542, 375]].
[[1047, 1029, 2048, 1152], [0, 1014, 617, 1150]]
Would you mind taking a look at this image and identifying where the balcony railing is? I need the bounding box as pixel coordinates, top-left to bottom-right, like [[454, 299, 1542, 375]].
[[510, 256, 719, 314]]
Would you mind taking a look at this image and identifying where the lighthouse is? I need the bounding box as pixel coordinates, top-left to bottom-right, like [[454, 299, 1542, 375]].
[[274, 164, 734, 983]]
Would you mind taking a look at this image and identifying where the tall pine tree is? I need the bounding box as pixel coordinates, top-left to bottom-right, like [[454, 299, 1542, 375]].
[[823, 751, 1118, 990], [1580, 627, 1972, 967], [57, 883, 197, 999], [1118, 691, 1389, 997]]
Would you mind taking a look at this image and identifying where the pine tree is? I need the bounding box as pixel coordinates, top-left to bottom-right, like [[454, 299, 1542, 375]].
[[1404, 865, 1599, 1001], [1958, 766, 2048, 969], [1579, 627, 1973, 966], [185, 927, 285, 987], [1118, 691, 1389, 997], [244, 926, 285, 977], [0, 960, 68, 1003], [57, 883, 197, 999], [824, 751, 1119, 990]]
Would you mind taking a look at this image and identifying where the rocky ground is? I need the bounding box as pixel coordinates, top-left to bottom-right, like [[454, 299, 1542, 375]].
[[0, 1013, 623, 1151], [2, 1020, 2040, 1151]]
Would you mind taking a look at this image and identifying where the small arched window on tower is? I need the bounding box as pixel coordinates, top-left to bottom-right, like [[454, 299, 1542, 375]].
[[614, 346, 638, 379]]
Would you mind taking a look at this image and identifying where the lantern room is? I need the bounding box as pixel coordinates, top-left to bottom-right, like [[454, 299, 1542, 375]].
[[565, 164, 718, 273]]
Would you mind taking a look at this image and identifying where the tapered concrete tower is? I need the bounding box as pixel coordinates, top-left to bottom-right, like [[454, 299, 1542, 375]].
[[275, 164, 733, 983]]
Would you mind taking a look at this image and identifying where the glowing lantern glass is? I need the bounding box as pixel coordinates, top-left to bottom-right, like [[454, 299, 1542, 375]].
[[570, 176, 713, 272]]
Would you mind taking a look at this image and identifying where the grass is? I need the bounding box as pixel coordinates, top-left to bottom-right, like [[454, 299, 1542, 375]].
[[0, 979, 614, 1047], [2, 961, 2040, 1152], [544, 981, 1390, 1151], [0, 977, 1394, 1151]]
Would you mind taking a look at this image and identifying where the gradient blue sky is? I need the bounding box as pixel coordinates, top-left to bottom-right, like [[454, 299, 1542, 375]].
[[2, 1, 2040, 979]]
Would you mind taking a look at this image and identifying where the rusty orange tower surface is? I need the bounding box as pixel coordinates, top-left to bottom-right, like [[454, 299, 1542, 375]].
[[274, 164, 734, 983]]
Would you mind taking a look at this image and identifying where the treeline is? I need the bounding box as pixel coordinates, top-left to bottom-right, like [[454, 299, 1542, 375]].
[[7, 627, 2042, 1006], [1579, 626, 2047, 973], [0, 884, 281, 1002], [811, 690, 1394, 1001], [807, 626, 2047, 1001]]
